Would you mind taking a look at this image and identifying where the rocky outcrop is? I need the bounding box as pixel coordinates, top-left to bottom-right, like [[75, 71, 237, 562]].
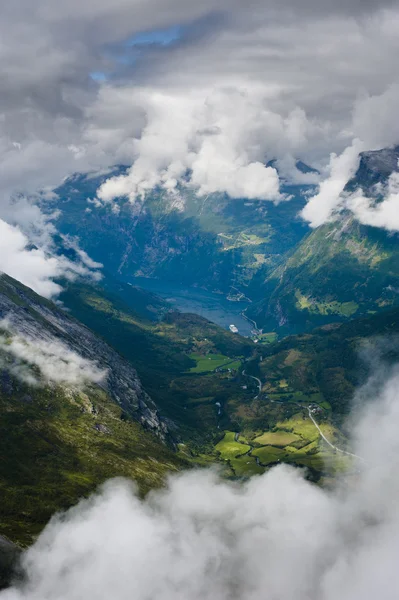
[[0, 274, 169, 441], [346, 145, 399, 190]]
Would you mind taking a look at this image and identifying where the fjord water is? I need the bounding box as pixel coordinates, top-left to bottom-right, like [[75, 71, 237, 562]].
[[129, 278, 253, 336]]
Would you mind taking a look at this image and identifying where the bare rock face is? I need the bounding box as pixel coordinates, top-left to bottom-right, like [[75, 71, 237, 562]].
[[346, 145, 399, 190], [0, 274, 170, 442]]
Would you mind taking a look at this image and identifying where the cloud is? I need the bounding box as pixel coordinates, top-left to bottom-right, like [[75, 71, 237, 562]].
[[0, 219, 63, 299], [352, 85, 399, 150], [0, 218, 102, 299], [0, 0, 398, 268], [0, 318, 107, 387], [301, 139, 365, 227], [97, 88, 290, 203], [345, 170, 399, 232], [2, 364, 399, 600], [301, 137, 399, 231]]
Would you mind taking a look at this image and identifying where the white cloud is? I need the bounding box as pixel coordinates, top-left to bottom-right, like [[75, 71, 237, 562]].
[[3, 365, 399, 600], [0, 218, 102, 299], [0, 219, 63, 298], [346, 171, 399, 232], [97, 89, 322, 204], [0, 319, 107, 387], [353, 85, 399, 149], [301, 139, 364, 227]]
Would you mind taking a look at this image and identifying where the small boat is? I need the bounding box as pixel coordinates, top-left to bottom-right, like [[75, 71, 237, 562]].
[[229, 324, 238, 333]]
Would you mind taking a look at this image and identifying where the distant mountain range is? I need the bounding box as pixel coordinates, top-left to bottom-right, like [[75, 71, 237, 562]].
[[52, 165, 312, 297], [51, 146, 399, 337]]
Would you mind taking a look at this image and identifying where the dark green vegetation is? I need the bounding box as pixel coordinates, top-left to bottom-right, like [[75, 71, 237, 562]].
[[250, 147, 399, 333], [0, 274, 187, 546], [1, 271, 396, 546], [60, 279, 371, 481], [60, 280, 255, 446], [0, 536, 19, 590], [257, 307, 399, 418], [53, 168, 310, 295], [0, 379, 185, 546], [251, 218, 399, 333]]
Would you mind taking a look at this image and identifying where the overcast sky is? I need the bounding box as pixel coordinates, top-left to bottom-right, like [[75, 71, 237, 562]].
[[1, 0, 399, 294]]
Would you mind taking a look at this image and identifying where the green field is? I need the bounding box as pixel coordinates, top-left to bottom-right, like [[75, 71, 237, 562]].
[[188, 353, 241, 373], [295, 291, 359, 317], [276, 414, 320, 442], [215, 432, 250, 460], [252, 446, 286, 465], [253, 431, 300, 447], [230, 455, 264, 477], [258, 332, 278, 344]]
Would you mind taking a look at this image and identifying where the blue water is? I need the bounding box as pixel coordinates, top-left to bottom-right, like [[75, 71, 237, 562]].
[[130, 278, 253, 337]]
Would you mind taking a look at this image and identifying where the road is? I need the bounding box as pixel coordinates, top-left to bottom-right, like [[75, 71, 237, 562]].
[[239, 369, 364, 463], [242, 370, 262, 399], [241, 308, 260, 334], [307, 407, 364, 461]]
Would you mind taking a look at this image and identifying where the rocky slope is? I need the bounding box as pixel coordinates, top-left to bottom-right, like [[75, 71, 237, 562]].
[[0, 273, 168, 439], [0, 274, 187, 549]]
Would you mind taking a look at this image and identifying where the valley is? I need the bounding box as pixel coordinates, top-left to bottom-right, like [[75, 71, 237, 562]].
[[0, 146, 398, 562], [3, 3, 399, 596], [60, 277, 395, 481], [126, 277, 254, 336], [51, 147, 399, 344], [1, 147, 398, 552]]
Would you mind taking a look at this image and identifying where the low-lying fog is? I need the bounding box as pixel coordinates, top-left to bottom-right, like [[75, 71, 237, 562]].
[[2, 364, 399, 600]]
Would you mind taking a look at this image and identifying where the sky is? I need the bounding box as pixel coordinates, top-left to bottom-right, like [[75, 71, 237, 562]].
[[1, 0, 399, 294]]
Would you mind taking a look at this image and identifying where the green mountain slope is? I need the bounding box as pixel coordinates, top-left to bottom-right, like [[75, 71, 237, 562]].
[[255, 307, 399, 419], [250, 147, 399, 333], [59, 280, 255, 447], [53, 169, 310, 294], [0, 274, 186, 546], [60, 278, 399, 484]]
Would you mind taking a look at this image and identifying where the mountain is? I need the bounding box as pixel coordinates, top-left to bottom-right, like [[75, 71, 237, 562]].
[[51, 148, 398, 340], [1, 146, 399, 569], [0, 274, 187, 546], [59, 277, 399, 483], [51, 167, 311, 295], [1, 264, 398, 559], [249, 146, 399, 333], [256, 306, 399, 419], [59, 279, 256, 446]]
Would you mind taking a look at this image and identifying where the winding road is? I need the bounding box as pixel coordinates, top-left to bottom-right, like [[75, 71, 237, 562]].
[[242, 370, 262, 399], [307, 407, 364, 461], [239, 364, 364, 464]]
